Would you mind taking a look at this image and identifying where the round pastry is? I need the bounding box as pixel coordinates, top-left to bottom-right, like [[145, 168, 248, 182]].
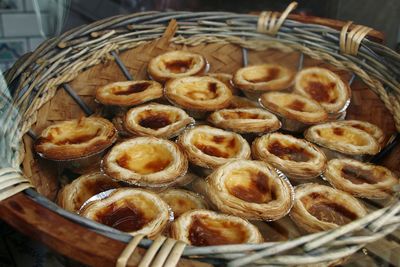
[[170, 209, 263, 246], [124, 103, 194, 139], [290, 183, 367, 233], [206, 72, 240, 95], [194, 160, 294, 221], [148, 51, 208, 82], [323, 158, 398, 199], [294, 67, 351, 116], [177, 125, 251, 169], [229, 96, 259, 109], [165, 76, 233, 114], [95, 80, 163, 107], [304, 122, 380, 158], [80, 188, 171, 238], [259, 92, 328, 132], [335, 120, 385, 146], [35, 117, 117, 160], [159, 189, 208, 218], [252, 133, 327, 180], [233, 64, 294, 93], [103, 137, 188, 187], [57, 172, 121, 213], [208, 108, 281, 134]]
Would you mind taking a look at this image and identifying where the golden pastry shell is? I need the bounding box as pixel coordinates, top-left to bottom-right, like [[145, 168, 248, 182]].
[[80, 188, 171, 238], [260, 92, 328, 125], [170, 209, 264, 246], [57, 172, 120, 213], [164, 76, 233, 112], [196, 160, 294, 221], [148, 51, 208, 82], [304, 122, 380, 156], [34, 117, 117, 161], [159, 189, 208, 218], [233, 64, 295, 92], [95, 80, 163, 106], [290, 183, 367, 233], [252, 133, 327, 179], [208, 108, 281, 134], [124, 103, 194, 139], [177, 125, 251, 169], [103, 136, 188, 187], [294, 67, 351, 114], [323, 158, 399, 199]]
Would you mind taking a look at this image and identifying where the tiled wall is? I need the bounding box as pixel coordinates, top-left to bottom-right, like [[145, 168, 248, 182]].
[[0, 0, 47, 71]]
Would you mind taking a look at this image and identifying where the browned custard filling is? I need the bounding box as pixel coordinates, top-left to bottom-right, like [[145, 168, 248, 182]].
[[220, 111, 264, 120], [185, 82, 219, 101], [112, 82, 151, 95], [315, 127, 368, 146], [135, 110, 181, 130], [95, 199, 157, 232], [300, 73, 338, 103], [225, 168, 276, 203], [341, 165, 380, 185], [287, 99, 306, 112], [303, 193, 357, 226], [188, 215, 249, 246], [268, 140, 312, 162], [116, 144, 173, 174], [192, 133, 240, 158], [244, 67, 281, 83], [164, 59, 194, 73]]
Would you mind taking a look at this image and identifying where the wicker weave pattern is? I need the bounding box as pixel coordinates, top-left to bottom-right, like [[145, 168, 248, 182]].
[[3, 9, 400, 267]]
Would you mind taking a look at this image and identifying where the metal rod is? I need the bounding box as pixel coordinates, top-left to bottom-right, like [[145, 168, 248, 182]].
[[110, 50, 133, 80], [27, 129, 38, 140], [62, 84, 93, 116], [242, 47, 248, 67]]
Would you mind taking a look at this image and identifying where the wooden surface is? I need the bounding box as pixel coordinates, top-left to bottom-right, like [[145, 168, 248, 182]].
[[2, 18, 398, 267]]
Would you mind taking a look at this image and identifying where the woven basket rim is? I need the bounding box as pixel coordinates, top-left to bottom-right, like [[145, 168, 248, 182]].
[[2, 10, 400, 267]]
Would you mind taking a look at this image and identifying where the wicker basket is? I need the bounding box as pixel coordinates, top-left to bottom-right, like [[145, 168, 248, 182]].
[[1, 2, 400, 266]]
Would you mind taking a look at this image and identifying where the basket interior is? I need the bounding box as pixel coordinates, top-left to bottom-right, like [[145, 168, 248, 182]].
[[19, 32, 399, 261]]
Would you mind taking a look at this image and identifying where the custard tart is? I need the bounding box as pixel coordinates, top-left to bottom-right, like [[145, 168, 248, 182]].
[[177, 125, 251, 169], [159, 189, 208, 218], [290, 183, 367, 233], [35, 117, 117, 160], [165, 76, 232, 113], [80, 188, 170, 238], [324, 159, 398, 199], [259, 92, 328, 132], [95, 80, 163, 107], [148, 51, 208, 82], [103, 137, 188, 187], [233, 64, 294, 93], [294, 67, 351, 117], [252, 133, 327, 180], [170, 209, 263, 246], [57, 172, 120, 213], [304, 122, 380, 158], [207, 72, 240, 95], [194, 160, 294, 221], [208, 108, 281, 134], [335, 120, 385, 147], [124, 103, 194, 139]]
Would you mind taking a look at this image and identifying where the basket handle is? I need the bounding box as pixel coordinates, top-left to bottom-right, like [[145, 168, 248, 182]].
[[340, 21, 373, 55], [117, 234, 186, 267], [257, 2, 298, 36]]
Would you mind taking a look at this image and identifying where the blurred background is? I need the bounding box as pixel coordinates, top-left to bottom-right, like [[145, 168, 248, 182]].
[[0, 0, 399, 72]]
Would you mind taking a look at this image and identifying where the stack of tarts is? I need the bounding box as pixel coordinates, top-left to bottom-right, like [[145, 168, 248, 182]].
[[33, 50, 398, 248]]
